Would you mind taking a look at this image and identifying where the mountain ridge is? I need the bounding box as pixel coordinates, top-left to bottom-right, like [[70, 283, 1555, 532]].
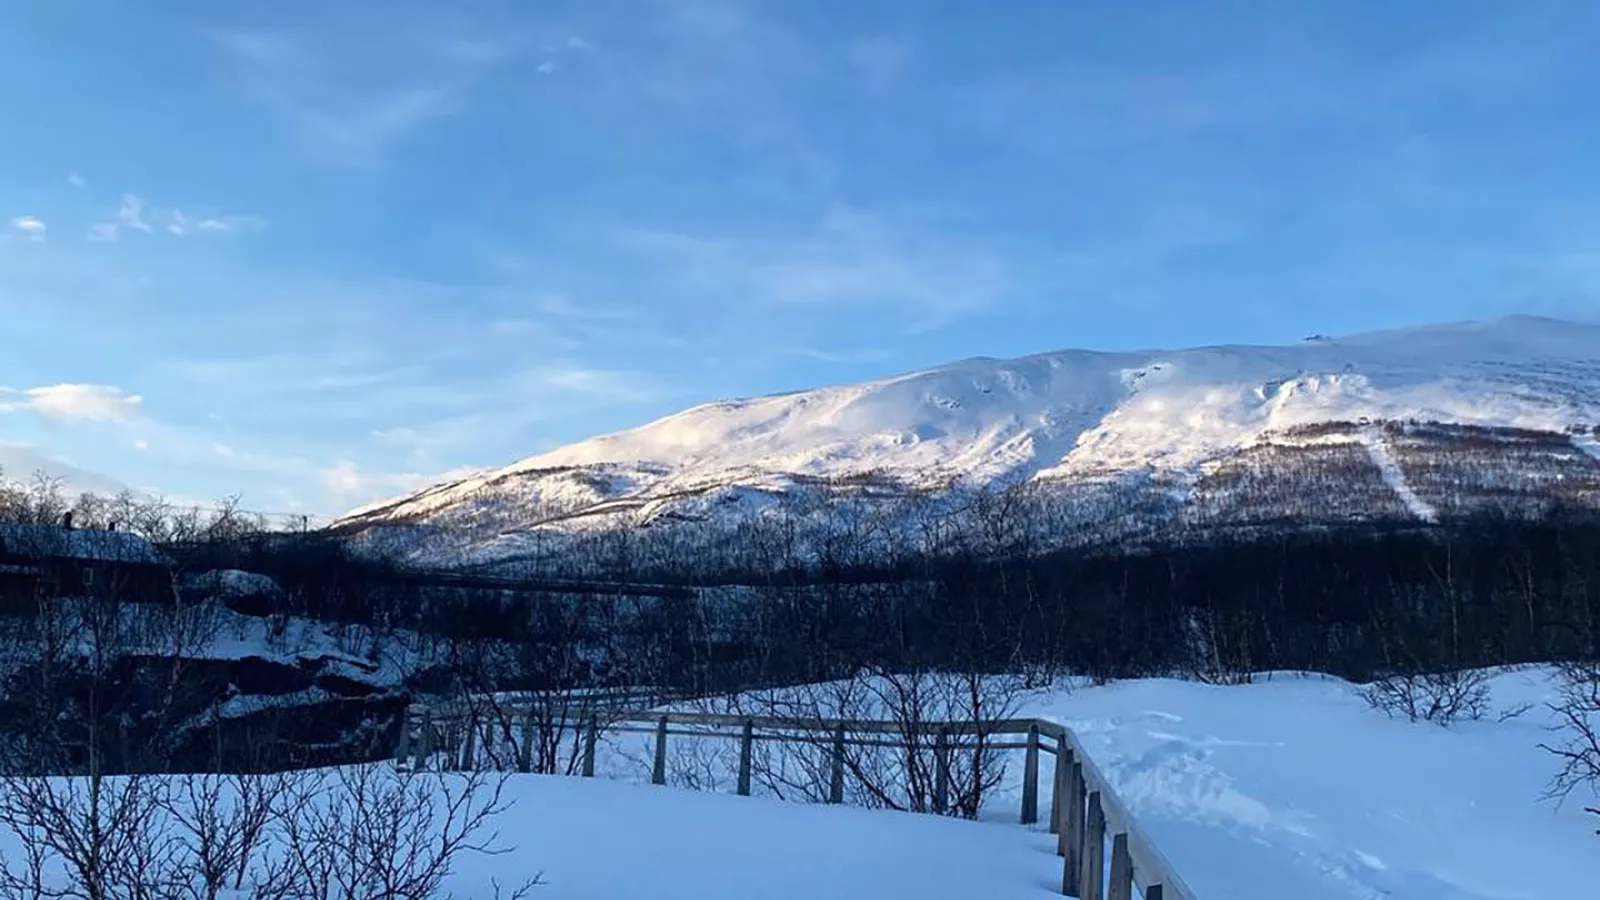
[[339, 315, 1600, 559]]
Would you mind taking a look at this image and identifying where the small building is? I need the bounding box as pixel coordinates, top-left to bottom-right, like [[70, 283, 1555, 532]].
[[0, 520, 175, 609]]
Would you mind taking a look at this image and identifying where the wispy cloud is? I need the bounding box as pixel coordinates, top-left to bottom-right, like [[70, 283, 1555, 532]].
[[212, 23, 530, 166], [169, 210, 264, 236], [118, 194, 153, 233], [89, 194, 262, 242], [788, 346, 894, 365], [195, 214, 266, 233], [67, 172, 86, 189], [848, 39, 913, 92], [618, 207, 1004, 326], [9, 216, 47, 242], [0, 443, 130, 495], [320, 459, 481, 506], [0, 384, 144, 423]]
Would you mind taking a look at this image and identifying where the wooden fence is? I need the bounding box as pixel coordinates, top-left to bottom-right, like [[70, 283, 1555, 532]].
[[399, 705, 1199, 900]]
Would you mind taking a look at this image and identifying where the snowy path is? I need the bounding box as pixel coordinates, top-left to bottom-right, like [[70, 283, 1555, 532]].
[[1358, 426, 1437, 522], [1025, 671, 1600, 900]]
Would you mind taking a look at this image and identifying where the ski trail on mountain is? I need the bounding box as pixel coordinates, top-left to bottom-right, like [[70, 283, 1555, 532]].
[[1575, 433, 1600, 463], [1359, 426, 1437, 522]]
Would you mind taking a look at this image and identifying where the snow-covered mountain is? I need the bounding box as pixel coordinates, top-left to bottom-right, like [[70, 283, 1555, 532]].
[[0, 444, 132, 497], [340, 316, 1600, 559]]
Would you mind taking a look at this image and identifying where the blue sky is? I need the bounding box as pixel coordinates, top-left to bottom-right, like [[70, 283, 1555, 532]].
[[2, 1, 1599, 517]]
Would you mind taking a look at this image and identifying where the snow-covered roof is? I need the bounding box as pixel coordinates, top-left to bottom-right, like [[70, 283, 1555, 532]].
[[180, 569, 282, 597], [0, 524, 166, 565]]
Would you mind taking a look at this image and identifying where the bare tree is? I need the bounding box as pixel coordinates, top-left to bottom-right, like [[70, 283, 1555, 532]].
[[1358, 669, 1493, 726], [164, 769, 297, 900], [0, 507, 220, 900], [253, 766, 539, 900], [1544, 662, 1600, 832]]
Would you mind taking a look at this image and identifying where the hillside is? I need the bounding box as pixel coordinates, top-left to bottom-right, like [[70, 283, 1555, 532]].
[[340, 316, 1600, 563]]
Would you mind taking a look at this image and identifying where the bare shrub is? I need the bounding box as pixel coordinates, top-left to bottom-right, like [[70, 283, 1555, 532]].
[[1359, 668, 1491, 725], [165, 771, 294, 900], [253, 766, 539, 900], [0, 764, 538, 900], [1542, 662, 1600, 832], [697, 668, 1033, 819], [0, 773, 181, 900]]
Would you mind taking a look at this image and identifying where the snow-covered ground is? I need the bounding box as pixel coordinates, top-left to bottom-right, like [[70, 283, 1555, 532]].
[[1029, 670, 1597, 900], [2, 670, 1590, 898], [572, 668, 1597, 899], [447, 777, 1061, 899]]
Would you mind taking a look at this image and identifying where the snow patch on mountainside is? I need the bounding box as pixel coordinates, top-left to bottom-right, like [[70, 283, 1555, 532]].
[[1357, 426, 1437, 522]]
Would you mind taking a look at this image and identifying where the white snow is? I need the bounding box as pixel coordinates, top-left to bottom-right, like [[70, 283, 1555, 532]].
[[341, 315, 1600, 534], [181, 569, 282, 598], [1025, 669, 1598, 900], [1356, 425, 1438, 522], [447, 777, 1060, 899], [0, 773, 1061, 900]]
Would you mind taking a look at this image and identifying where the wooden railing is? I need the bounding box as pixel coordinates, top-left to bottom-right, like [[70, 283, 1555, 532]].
[[399, 705, 1198, 900]]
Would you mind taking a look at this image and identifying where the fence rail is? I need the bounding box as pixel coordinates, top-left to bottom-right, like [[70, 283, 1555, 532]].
[[401, 702, 1197, 900]]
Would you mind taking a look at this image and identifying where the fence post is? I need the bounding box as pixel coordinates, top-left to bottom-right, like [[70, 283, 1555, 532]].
[[518, 710, 536, 774], [737, 720, 754, 797], [1108, 832, 1133, 900], [1022, 723, 1040, 825], [445, 722, 460, 772], [460, 715, 479, 771], [394, 707, 410, 767], [582, 717, 598, 778], [829, 724, 846, 805], [652, 716, 669, 786], [1062, 761, 1084, 891], [414, 708, 433, 772], [1081, 792, 1106, 900], [1051, 742, 1069, 839], [933, 728, 950, 815]]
